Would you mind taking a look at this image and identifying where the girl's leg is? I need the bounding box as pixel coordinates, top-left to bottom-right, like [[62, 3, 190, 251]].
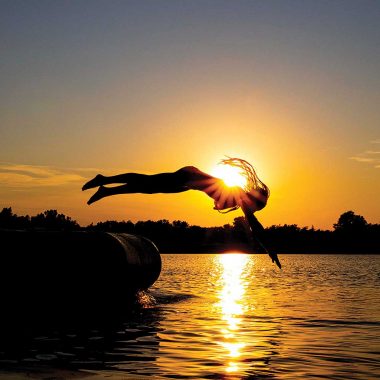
[[83, 167, 212, 192], [87, 178, 189, 205], [82, 173, 150, 191], [85, 169, 196, 205], [84, 166, 227, 204], [82, 170, 201, 192]]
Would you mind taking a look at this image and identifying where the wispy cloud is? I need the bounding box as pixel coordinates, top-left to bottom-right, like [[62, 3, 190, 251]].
[[349, 140, 380, 169], [350, 156, 376, 163], [0, 163, 91, 188], [365, 150, 380, 154]]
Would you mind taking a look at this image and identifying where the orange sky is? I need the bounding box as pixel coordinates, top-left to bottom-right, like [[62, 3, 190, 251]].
[[1, 1, 379, 229]]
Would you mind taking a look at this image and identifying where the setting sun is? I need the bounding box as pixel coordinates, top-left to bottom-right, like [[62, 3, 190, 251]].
[[211, 165, 247, 188]]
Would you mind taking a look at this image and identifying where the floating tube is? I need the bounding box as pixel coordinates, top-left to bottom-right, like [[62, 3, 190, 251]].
[[0, 230, 161, 322]]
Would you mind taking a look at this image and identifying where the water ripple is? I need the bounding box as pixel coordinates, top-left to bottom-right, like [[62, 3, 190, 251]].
[[0, 254, 379, 379]]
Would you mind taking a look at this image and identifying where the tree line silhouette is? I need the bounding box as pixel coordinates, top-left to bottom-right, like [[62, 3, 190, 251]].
[[1, 207, 379, 253]]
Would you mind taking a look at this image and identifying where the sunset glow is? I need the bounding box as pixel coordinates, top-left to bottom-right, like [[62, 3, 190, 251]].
[[0, 1, 379, 229], [212, 165, 247, 188]]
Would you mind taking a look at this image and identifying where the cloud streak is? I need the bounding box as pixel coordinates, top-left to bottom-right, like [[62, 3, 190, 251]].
[[0, 163, 92, 188], [350, 140, 380, 169], [350, 156, 376, 163]]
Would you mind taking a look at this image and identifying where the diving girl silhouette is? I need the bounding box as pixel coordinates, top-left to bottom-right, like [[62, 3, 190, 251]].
[[82, 158, 281, 268]]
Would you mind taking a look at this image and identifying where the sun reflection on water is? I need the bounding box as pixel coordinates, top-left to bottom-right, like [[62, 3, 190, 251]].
[[217, 253, 251, 375]]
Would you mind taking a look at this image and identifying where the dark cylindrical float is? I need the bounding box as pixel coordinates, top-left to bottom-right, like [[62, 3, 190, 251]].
[[0, 230, 161, 322]]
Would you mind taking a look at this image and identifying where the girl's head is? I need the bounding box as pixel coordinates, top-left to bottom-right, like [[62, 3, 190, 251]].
[[245, 187, 268, 211], [220, 157, 269, 212]]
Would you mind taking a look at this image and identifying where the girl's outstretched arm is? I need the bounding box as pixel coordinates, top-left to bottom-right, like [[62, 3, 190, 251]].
[[241, 205, 281, 269]]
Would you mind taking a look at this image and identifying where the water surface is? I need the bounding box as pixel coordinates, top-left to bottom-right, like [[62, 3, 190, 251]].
[[1, 254, 379, 379]]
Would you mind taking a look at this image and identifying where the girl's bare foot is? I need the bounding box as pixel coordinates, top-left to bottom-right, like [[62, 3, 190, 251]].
[[82, 174, 105, 191], [87, 186, 107, 205]]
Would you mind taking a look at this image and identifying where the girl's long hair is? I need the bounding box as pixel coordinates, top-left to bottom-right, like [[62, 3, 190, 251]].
[[217, 157, 269, 213]]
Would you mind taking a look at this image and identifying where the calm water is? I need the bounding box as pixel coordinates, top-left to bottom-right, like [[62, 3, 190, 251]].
[[1, 254, 380, 379]]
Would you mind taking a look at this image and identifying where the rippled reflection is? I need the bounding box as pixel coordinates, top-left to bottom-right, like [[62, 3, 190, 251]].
[[1, 254, 379, 379], [217, 253, 250, 375]]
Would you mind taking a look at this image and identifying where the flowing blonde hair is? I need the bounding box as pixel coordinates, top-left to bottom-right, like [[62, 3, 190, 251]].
[[216, 157, 269, 213]]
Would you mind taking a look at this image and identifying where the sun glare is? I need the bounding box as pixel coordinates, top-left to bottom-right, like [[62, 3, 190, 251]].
[[212, 165, 247, 188], [216, 253, 250, 374]]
